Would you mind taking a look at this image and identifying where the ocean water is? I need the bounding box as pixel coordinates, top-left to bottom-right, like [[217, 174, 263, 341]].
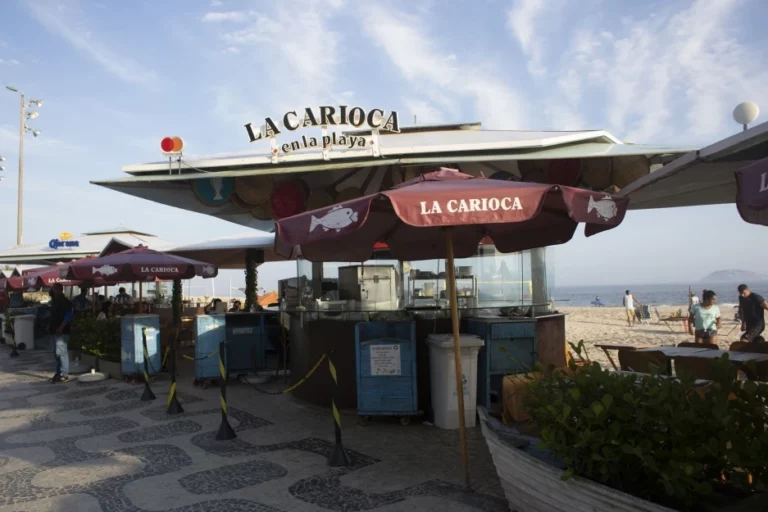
[[553, 282, 768, 308]]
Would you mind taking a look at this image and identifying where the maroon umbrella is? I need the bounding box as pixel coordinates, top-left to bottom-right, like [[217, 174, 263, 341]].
[[276, 168, 629, 489], [61, 246, 218, 282], [736, 156, 768, 226], [276, 168, 628, 261]]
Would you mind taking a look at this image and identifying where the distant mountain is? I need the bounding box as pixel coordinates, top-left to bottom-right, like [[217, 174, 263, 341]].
[[700, 270, 768, 283]]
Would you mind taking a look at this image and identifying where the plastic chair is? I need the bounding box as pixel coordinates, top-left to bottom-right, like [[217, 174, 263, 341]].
[[618, 350, 671, 375], [678, 341, 719, 350], [728, 341, 768, 380], [674, 357, 718, 380]]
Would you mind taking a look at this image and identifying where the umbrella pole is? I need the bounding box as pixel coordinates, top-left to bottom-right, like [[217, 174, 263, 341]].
[[444, 228, 471, 491], [138, 282, 143, 314]]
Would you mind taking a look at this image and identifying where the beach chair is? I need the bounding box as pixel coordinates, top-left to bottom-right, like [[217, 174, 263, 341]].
[[618, 350, 671, 375], [635, 305, 651, 325], [729, 342, 768, 380], [678, 341, 719, 350]]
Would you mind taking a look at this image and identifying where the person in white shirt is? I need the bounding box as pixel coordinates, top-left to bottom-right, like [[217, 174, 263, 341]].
[[623, 290, 641, 327]]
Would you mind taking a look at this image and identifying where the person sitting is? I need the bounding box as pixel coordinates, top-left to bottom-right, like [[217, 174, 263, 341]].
[[113, 287, 133, 305], [688, 289, 721, 345], [71, 286, 92, 313], [96, 301, 111, 321], [229, 300, 242, 313], [205, 298, 222, 314]]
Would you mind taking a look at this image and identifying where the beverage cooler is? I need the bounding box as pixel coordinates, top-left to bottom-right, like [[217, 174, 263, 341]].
[[225, 313, 266, 374], [121, 315, 161, 380]]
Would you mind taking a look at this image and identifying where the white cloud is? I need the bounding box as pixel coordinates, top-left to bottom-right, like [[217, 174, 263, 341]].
[[0, 124, 85, 155], [359, 5, 526, 129], [208, 0, 346, 122], [202, 11, 250, 22], [507, 0, 547, 76], [404, 99, 444, 125], [0, 58, 20, 65], [554, 0, 768, 143], [210, 0, 223, 5], [25, 2, 157, 85]]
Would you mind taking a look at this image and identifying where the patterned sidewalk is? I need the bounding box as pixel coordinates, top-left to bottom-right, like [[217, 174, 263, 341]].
[[0, 344, 508, 512]]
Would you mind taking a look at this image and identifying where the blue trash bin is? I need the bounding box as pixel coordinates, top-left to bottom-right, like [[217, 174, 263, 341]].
[[355, 321, 418, 425]]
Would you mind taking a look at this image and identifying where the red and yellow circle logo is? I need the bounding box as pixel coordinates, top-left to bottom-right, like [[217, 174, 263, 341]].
[[160, 136, 184, 153]]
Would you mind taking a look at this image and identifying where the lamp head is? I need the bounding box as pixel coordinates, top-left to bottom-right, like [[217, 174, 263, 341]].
[[26, 111, 39, 120], [733, 101, 759, 126], [0, 166, 5, 171], [32, 130, 40, 137], [0, 156, 5, 162], [29, 99, 43, 107], [5, 85, 19, 93]]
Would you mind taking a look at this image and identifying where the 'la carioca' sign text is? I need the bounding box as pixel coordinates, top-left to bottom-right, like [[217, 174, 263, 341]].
[[244, 106, 400, 153]]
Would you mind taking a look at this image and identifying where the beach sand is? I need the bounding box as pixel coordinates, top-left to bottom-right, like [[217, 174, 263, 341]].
[[561, 305, 742, 369]]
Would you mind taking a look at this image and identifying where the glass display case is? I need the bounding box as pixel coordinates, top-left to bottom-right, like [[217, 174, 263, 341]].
[[287, 245, 555, 316]]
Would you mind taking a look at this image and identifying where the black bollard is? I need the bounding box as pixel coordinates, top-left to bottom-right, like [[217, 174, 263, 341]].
[[140, 328, 156, 401], [9, 333, 19, 358], [166, 339, 183, 414], [328, 353, 350, 467], [215, 342, 236, 440]]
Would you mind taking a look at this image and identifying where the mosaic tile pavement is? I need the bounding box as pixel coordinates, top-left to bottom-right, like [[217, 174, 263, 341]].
[[0, 345, 508, 511]]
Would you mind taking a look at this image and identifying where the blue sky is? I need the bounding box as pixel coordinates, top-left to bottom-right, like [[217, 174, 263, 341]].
[[1, 0, 767, 293]]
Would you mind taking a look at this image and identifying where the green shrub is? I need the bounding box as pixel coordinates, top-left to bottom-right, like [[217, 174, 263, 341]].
[[70, 316, 121, 363], [524, 355, 768, 510]]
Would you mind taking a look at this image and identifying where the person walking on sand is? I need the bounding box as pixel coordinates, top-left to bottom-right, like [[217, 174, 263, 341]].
[[738, 284, 768, 343], [623, 290, 641, 327], [688, 289, 721, 345]]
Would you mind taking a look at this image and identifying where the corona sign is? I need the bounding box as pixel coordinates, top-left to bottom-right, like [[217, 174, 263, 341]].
[[49, 231, 79, 250], [160, 136, 184, 154]]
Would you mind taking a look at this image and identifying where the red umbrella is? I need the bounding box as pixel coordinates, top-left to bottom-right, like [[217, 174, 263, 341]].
[[276, 168, 628, 261], [61, 246, 218, 282], [276, 168, 629, 489], [736, 156, 768, 226]]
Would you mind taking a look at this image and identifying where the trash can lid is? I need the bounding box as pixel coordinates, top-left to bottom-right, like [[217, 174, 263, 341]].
[[426, 333, 484, 348]]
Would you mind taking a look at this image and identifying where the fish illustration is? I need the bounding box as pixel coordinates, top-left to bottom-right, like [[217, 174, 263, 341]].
[[309, 205, 359, 233], [587, 195, 618, 221], [211, 177, 224, 200], [92, 264, 119, 276], [121, 347, 132, 362], [203, 265, 215, 276]]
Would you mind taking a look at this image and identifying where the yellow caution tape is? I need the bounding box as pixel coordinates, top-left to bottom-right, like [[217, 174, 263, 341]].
[[219, 359, 226, 380], [182, 348, 219, 361], [166, 382, 177, 409], [332, 399, 341, 428], [162, 346, 170, 367], [280, 353, 328, 394], [328, 359, 338, 385], [220, 395, 227, 414]]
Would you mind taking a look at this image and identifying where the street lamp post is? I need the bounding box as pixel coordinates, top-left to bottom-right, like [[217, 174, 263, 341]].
[[5, 86, 43, 246]]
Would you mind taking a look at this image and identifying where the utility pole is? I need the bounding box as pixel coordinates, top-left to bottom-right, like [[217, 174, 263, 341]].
[[5, 86, 43, 246]]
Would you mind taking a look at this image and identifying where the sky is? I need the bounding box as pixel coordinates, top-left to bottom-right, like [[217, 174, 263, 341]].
[[0, 0, 767, 294]]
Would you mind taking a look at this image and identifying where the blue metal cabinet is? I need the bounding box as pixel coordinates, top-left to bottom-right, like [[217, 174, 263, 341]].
[[468, 319, 537, 414], [225, 313, 265, 374], [195, 314, 226, 381], [121, 315, 161, 378], [355, 321, 418, 420]]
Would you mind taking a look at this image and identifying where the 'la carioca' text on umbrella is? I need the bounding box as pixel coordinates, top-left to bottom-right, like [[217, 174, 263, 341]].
[[140, 267, 179, 273], [419, 197, 523, 215]]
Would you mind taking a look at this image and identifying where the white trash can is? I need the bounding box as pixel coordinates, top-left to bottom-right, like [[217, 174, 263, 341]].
[[426, 333, 484, 430], [14, 315, 36, 348]]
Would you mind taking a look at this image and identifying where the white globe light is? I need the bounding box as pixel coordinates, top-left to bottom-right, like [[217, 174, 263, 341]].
[[733, 101, 759, 126]]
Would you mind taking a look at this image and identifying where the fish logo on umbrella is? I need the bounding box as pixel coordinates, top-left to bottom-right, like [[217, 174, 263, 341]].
[[93, 265, 119, 276], [211, 177, 224, 201], [203, 265, 215, 276], [587, 195, 618, 221], [309, 205, 359, 233]]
